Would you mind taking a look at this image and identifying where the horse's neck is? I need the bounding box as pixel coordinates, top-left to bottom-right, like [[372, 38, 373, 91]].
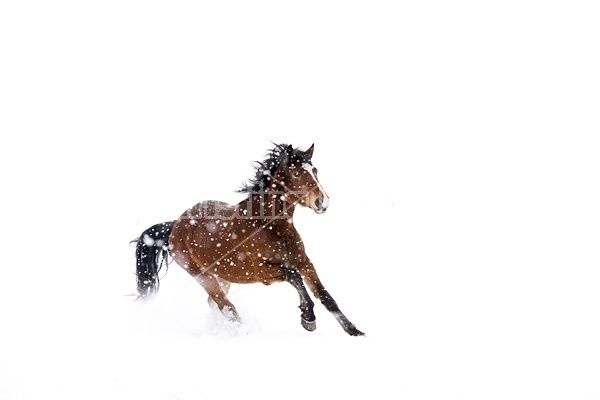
[[239, 192, 296, 220]]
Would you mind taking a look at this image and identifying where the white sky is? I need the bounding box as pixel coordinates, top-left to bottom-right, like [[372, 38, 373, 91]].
[[1, 1, 599, 399]]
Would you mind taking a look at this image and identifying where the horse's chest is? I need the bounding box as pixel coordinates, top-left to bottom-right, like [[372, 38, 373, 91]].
[[263, 227, 304, 266]]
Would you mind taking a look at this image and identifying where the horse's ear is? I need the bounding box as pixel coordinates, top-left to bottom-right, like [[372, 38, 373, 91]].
[[305, 143, 315, 160]]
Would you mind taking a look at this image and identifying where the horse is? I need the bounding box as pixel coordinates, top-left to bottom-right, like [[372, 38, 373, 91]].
[[133, 143, 364, 336]]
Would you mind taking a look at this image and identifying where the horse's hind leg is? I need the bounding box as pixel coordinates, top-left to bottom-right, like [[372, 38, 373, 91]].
[[196, 273, 240, 322], [207, 278, 231, 310]]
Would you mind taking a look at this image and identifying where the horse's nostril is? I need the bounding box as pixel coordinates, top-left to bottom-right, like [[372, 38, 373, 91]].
[[315, 198, 323, 209]]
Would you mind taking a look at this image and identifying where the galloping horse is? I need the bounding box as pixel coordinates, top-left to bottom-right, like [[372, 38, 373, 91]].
[[133, 143, 364, 336]]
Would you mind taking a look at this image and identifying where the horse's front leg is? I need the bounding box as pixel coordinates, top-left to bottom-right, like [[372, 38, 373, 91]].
[[299, 263, 365, 336], [283, 268, 317, 331]]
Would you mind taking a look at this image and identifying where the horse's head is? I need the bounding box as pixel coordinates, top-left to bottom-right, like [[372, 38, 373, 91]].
[[276, 144, 329, 214]]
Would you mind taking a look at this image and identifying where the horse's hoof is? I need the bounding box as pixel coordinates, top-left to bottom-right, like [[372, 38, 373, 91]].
[[346, 326, 365, 336], [302, 318, 317, 332], [221, 306, 241, 324]]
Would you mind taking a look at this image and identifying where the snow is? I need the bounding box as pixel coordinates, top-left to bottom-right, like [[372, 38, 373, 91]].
[[2, 1, 600, 400], [142, 234, 155, 247]]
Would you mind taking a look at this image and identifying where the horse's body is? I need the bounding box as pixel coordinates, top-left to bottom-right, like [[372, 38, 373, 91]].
[[134, 144, 363, 336]]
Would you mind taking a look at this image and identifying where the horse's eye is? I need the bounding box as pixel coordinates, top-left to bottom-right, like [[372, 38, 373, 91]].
[[293, 171, 301, 178]]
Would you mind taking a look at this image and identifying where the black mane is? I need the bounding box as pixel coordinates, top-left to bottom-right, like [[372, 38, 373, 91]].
[[238, 143, 312, 194]]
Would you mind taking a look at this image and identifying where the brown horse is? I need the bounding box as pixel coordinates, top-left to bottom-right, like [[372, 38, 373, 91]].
[[133, 143, 364, 336]]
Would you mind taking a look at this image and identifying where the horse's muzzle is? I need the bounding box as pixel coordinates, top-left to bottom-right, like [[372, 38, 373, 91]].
[[313, 197, 328, 214]]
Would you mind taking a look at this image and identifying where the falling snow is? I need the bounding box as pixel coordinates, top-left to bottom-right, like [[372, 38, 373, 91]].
[[142, 234, 154, 247], [206, 222, 217, 233], [2, 3, 600, 400]]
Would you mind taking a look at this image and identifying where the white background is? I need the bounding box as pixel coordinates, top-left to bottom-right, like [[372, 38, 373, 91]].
[[1, 1, 599, 399]]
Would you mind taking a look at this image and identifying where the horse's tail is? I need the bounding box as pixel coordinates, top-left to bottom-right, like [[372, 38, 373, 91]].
[[132, 221, 174, 300]]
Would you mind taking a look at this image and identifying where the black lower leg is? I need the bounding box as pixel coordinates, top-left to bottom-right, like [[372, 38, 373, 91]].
[[318, 288, 364, 336], [284, 268, 316, 331]]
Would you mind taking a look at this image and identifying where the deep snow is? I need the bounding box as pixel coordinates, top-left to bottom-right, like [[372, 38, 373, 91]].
[[2, 1, 600, 399]]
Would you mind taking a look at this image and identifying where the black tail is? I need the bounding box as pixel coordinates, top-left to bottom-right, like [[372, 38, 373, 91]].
[[133, 221, 174, 300]]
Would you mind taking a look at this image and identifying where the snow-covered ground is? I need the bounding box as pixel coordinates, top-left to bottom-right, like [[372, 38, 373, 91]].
[[1, 1, 600, 399]]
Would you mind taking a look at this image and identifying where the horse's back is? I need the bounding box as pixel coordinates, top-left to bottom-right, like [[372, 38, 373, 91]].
[[170, 200, 234, 262], [171, 199, 235, 239], [185, 200, 235, 221]]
